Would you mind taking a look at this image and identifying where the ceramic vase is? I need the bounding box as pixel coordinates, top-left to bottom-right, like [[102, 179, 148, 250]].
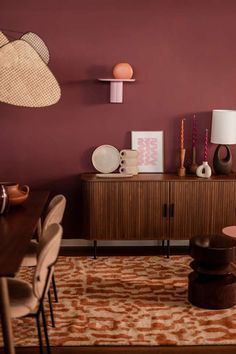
[[196, 161, 212, 178]]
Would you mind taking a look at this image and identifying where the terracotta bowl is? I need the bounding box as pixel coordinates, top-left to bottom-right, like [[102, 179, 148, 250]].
[[1, 182, 30, 205]]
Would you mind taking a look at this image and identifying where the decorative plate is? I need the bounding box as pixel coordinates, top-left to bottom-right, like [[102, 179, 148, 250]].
[[92, 145, 120, 173]]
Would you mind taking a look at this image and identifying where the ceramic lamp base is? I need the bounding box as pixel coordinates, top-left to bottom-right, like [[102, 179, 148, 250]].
[[213, 144, 232, 175]]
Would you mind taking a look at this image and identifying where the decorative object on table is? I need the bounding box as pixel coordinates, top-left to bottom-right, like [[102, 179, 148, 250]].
[[0, 185, 9, 214], [1, 182, 30, 205], [119, 166, 139, 175], [196, 129, 212, 178], [92, 144, 120, 173], [178, 119, 186, 177], [119, 149, 139, 175], [189, 114, 199, 174], [131, 131, 164, 172], [112, 63, 133, 79], [98, 62, 135, 103], [120, 149, 138, 158], [21, 32, 50, 64], [210, 109, 236, 175], [0, 30, 60, 107]]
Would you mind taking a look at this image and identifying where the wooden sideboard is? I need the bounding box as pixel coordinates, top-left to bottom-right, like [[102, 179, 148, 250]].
[[80, 173, 236, 242]]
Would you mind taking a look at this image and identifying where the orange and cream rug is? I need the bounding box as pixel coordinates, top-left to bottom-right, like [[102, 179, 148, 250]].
[[1, 255, 236, 347]]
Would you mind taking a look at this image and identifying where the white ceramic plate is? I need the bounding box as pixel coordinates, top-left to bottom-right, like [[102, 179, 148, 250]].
[[92, 145, 120, 173]]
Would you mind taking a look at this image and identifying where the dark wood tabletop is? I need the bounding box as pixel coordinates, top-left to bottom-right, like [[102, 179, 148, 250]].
[[0, 190, 49, 277]]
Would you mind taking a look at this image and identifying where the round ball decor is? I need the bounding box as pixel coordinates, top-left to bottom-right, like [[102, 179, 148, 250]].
[[112, 63, 133, 79]]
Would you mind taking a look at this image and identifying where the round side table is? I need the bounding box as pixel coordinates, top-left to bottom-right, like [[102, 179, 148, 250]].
[[188, 234, 236, 309]]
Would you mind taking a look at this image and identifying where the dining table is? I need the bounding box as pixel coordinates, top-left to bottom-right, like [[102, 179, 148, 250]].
[[0, 190, 49, 354]]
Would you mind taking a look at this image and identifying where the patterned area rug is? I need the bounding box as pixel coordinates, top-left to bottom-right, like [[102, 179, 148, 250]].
[[1, 255, 236, 347]]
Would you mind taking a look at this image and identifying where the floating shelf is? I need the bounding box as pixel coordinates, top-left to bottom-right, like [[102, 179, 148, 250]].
[[98, 78, 135, 103]]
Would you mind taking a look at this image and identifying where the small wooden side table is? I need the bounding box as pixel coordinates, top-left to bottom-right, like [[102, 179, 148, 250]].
[[188, 234, 236, 309]]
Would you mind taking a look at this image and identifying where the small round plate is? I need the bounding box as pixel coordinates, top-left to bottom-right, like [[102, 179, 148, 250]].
[[92, 145, 120, 173]]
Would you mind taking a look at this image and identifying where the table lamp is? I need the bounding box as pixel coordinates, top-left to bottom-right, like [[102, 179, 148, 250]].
[[211, 109, 236, 174]]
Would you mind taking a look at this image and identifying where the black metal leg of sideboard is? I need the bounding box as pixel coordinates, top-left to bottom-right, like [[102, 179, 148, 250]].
[[167, 240, 170, 258], [93, 240, 97, 259]]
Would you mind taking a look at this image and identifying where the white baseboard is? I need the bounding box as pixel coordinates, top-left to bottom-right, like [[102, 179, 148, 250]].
[[61, 239, 189, 247]]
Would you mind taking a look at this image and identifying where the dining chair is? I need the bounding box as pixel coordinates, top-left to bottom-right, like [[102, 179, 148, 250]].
[[20, 194, 66, 326], [7, 223, 63, 354]]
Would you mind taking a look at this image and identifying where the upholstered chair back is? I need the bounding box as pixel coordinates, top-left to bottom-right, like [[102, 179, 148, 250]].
[[38, 194, 66, 238], [33, 223, 63, 299]]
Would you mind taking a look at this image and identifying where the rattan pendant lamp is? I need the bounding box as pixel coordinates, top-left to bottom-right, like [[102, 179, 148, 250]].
[[0, 30, 61, 107]]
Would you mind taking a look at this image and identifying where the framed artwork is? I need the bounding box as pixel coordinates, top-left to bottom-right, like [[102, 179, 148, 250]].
[[131, 131, 164, 172]]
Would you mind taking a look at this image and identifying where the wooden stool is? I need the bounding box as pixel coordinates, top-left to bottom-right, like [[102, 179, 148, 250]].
[[188, 234, 236, 309]]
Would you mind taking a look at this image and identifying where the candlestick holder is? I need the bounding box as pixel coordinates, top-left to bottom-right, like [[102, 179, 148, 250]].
[[189, 146, 199, 174], [178, 148, 186, 177]]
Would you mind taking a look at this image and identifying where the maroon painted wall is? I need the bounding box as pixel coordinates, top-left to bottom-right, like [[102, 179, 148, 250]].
[[1, 0, 236, 237]]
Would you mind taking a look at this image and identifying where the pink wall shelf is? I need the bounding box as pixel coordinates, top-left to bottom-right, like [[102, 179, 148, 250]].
[[98, 78, 135, 103]]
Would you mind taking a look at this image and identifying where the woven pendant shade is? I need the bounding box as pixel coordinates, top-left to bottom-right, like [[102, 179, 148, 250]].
[[0, 39, 61, 107], [21, 32, 49, 64], [0, 31, 9, 47]]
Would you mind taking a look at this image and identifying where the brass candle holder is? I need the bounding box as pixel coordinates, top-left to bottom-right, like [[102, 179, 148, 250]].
[[178, 148, 186, 177]]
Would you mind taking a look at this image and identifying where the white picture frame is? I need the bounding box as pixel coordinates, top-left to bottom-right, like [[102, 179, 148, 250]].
[[131, 131, 164, 172]]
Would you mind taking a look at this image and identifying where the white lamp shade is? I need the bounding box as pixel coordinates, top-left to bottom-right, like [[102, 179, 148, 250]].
[[211, 109, 236, 145]]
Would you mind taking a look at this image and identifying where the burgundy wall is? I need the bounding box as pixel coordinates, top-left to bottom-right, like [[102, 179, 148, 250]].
[[1, 0, 236, 237]]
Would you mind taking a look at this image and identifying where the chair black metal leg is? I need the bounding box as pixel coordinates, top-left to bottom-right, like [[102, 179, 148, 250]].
[[93, 240, 97, 259], [41, 304, 51, 354], [36, 314, 44, 354], [48, 290, 55, 327], [52, 273, 58, 303]]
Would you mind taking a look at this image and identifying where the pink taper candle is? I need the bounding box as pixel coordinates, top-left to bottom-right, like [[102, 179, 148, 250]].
[[192, 114, 197, 148], [180, 119, 185, 149], [204, 128, 208, 161]]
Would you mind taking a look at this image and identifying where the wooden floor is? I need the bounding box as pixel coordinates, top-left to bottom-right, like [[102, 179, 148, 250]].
[[1, 245, 235, 354]]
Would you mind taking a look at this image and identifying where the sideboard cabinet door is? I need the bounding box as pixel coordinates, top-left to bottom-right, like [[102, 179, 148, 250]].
[[81, 179, 169, 240], [169, 180, 236, 239], [169, 181, 213, 239]]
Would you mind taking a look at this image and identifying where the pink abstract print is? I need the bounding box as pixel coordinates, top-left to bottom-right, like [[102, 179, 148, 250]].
[[137, 137, 158, 166]]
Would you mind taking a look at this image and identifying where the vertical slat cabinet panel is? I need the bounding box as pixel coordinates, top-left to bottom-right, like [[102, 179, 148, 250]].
[[82, 181, 119, 239], [138, 181, 169, 240], [117, 182, 141, 239], [82, 180, 142, 240], [81, 179, 169, 240], [169, 181, 213, 239], [210, 181, 236, 234]]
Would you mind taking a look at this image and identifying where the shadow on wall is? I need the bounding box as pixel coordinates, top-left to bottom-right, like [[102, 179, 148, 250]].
[[81, 146, 98, 172], [60, 65, 111, 105], [35, 174, 82, 239]]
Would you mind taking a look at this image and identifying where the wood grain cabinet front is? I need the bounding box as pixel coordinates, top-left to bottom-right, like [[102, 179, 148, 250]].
[[80, 174, 236, 241]]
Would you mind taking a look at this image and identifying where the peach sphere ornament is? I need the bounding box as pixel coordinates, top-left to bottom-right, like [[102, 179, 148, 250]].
[[112, 63, 133, 79]]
